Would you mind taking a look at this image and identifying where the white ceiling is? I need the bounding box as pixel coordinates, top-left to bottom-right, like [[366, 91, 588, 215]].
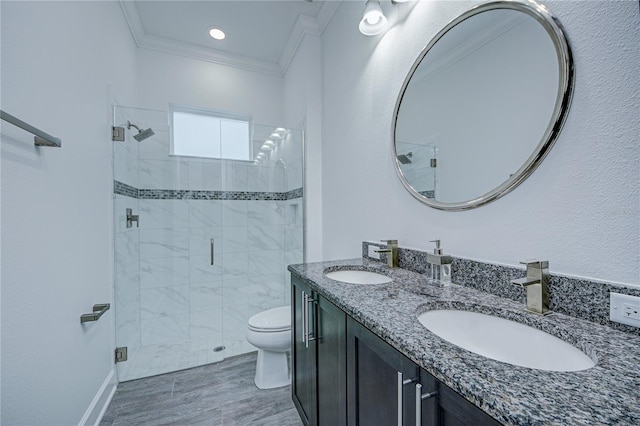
[[120, 0, 341, 76]]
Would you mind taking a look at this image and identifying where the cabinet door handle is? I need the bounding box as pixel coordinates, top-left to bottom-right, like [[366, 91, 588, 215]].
[[306, 295, 318, 347], [415, 383, 438, 426], [397, 372, 418, 426], [302, 291, 308, 345]]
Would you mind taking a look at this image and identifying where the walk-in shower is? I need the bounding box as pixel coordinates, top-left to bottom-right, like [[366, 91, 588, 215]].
[[112, 105, 304, 381]]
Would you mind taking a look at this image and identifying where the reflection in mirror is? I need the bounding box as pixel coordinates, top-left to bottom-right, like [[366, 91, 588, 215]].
[[393, 0, 573, 210]]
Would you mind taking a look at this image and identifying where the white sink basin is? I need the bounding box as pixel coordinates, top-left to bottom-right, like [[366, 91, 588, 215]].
[[325, 270, 392, 285], [418, 309, 595, 372]]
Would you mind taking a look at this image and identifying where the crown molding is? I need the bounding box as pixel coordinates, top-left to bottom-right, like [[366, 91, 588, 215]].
[[278, 14, 320, 75], [118, 0, 342, 78], [118, 1, 282, 77], [139, 33, 283, 76], [119, 0, 145, 46], [278, 1, 341, 75]]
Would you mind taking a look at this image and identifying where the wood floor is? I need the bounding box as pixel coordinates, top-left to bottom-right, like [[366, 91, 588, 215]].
[[100, 352, 303, 426]]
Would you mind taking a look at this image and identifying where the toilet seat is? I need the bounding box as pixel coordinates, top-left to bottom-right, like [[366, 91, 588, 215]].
[[248, 306, 290, 332]]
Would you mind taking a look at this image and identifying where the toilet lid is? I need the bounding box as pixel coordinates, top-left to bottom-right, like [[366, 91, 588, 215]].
[[248, 306, 291, 332]]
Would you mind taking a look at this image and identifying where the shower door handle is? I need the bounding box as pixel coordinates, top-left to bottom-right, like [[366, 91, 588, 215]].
[[210, 238, 214, 266]]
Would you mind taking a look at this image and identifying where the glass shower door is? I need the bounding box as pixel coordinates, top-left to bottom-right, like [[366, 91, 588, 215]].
[[113, 105, 225, 381], [113, 105, 304, 382]]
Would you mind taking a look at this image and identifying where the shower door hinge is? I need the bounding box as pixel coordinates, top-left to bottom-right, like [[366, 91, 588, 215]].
[[115, 347, 128, 363], [430, 158, 437, 168], [112, 126, 125, 142]]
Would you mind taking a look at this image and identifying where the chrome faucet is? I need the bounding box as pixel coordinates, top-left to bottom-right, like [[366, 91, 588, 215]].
[[511, 260, 551, 315], [376, 240, 399, 268], [426, 239, 452, 283]]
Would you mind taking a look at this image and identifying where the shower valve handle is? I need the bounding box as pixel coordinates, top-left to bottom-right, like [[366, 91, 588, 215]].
[[126, 208, 139, 228]]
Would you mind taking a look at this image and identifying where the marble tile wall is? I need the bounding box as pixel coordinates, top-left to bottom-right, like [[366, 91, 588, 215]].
[[113, 120, 303, 381]]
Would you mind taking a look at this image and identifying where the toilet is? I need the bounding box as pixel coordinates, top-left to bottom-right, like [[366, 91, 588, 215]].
[[246, 305, 291, 389]]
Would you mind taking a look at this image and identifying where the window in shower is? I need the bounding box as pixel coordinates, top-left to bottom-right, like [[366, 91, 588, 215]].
[[169, 104, 252, 161]]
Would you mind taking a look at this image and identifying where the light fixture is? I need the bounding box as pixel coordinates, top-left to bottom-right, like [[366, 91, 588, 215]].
[[263, 139, 276, 148], [209, 28, 226, 40], [359, 0, 389, 36], [261, 143, 273, 151], [269, 132, 282, 140]]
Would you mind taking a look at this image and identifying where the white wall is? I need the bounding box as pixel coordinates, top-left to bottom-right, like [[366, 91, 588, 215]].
[[135, 49, 284, 126], [1, 1, 138, 424], [283, 34, 324, 262], [321, 0, 640, 286]]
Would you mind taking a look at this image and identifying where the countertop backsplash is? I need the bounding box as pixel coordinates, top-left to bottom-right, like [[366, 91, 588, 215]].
[[363, 241, 640, 336]]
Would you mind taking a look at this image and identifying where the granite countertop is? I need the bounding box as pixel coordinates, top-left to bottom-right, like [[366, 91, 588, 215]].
[[288, 258, 640, 425]]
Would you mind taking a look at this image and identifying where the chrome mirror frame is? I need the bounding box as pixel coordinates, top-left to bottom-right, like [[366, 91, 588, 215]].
[[392, 0, 574, 211]]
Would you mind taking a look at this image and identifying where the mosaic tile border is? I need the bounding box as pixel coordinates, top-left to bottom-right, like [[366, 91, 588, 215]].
[[114, 180, 303, 201], [114, 181, 139, 199], [362, 241, 640, 335]]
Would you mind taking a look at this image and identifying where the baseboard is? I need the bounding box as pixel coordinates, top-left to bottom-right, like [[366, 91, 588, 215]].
[[78, 367, 118, 426]]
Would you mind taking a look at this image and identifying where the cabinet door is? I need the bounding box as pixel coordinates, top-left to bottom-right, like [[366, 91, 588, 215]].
[[347, 318, 419, 426], [292, 278, 317, 425], [438, 382, 501, 426], [316, 295, 347, 425], [419, 369, 501, 426]]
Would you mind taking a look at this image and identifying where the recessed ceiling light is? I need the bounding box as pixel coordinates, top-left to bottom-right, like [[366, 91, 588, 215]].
[[209, 28, 225, 40]]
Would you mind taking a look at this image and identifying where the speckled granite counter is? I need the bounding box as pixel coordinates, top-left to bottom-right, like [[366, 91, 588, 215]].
[[288, 259, 640, 425]]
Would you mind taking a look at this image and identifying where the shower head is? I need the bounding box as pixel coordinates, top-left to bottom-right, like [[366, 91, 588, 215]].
[[397, 152, 412, 164], [127, 120, 155, 142]]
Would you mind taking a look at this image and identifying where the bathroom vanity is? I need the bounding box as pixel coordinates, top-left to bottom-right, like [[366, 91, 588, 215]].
[[289, 259, 640, 426]]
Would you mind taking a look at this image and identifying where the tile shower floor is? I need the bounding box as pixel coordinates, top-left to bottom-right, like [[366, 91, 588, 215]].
[[100, 352, 302, 425]]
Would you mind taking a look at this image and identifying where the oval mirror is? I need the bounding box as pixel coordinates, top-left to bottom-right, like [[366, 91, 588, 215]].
[[393, 0, 574, 210]]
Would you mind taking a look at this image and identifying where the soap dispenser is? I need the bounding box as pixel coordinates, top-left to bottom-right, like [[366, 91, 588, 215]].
[[426, 239, 452, 284]]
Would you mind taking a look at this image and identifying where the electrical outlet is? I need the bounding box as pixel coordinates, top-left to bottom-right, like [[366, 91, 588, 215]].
[[623, 304, 640, 320], [610, 292, 640, 327], [368, 244, 380, 260]]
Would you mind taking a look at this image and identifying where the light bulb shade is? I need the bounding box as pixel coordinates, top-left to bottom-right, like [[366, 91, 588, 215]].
[[359, 1, 389, 36]]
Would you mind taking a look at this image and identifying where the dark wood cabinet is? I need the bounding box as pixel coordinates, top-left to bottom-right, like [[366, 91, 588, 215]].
[[292, 276, 500, 426], [347, 317, 500, 426], [347, 317, 420, 426], [291, 277, 347, 426], [292, 278, 316, 425]]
